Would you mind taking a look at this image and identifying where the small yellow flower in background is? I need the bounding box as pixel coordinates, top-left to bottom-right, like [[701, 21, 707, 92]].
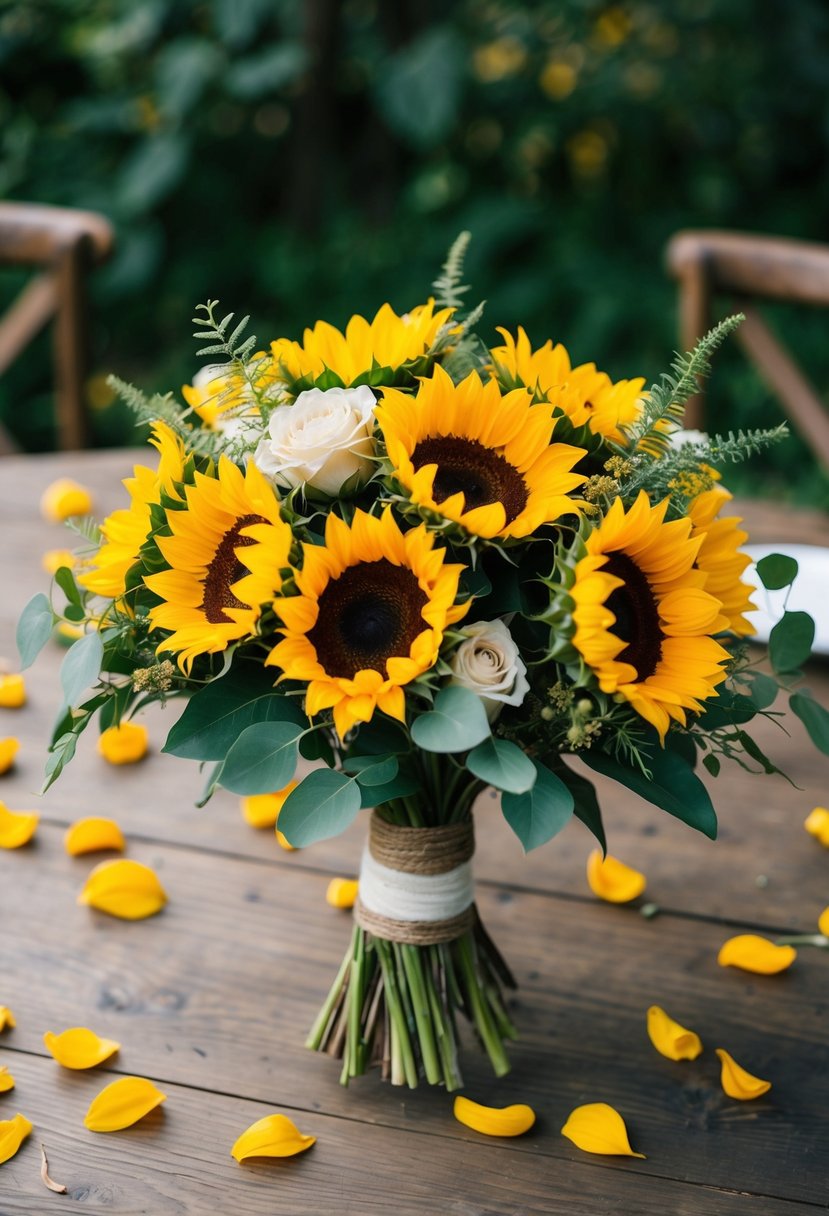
[[326, 878, 359, 910], [715, 1049, 771, 1101], [40, 478, 93, 522], [717, 934, 796, 975], [646, 1005, 703, 1061], [98, 722, 148, 765], [0, 740, 19, 776], [64, 817, 125, 856], [43, 1027, 120, 1070], [561, 1102, 645, 1158], [586, 850, 646, 903], [0, 1112, 32, 1164], [241, 780, 299, 830], [42, 548, 77, 575], [0, 1007, 15, 1032], [472, 37, 527, 84], [818, 906, 829, 937], [78, 858, 166, 920], [453, 1096, 535, 1137], [804, 806, 829, 847], [231, 1114, 316, 1162], [0, 802, 38, 848], [539, 59, 577, 100], [0, 1066, 14, 1092], [84, 1076, 166, 1132], [0, 676, 25, 709]]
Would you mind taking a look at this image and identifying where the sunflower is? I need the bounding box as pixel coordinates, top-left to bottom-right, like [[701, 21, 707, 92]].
[[268, 507, 468, 740], [79, 422, 186, 600], [688, 485, 756, 637], [490, 326, 646, 444], [269, 300, 454, 393], [376, 365, 586, 540], [145, 458, 292, 674], [570, 491, 730, 739]]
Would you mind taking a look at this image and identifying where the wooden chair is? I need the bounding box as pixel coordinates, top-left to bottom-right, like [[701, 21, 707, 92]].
[[666, 230, 829, 470], [0, 202, 114, 453]]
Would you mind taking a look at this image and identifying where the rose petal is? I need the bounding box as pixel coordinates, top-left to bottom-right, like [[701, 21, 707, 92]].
[[717, 934, 796, 974], [40, 479, 93, 522], [98, 723, 148, 765], [231, 1114, 316, 1161], [453, 1096, 536, 1137], [0, 1113, 32, 1164], [241, 781, 299, 830], [0, 1066, 14, 1092], [646, 1005, 703, 1061], [0, 741, 19, 777], [43, 1027, 121, 1070], [0, 1007, 15, 1032], [325, 878, 359, 909], [0, 801, 38, 849], [84, 1076, 166, 1132], [804, 806, 829, 847], [561, 1102, 646, 1157], [586, 851, 646, 903], [0, 676, 25, 709], [78, 859, 166, 920], [64, 817, 125, 856], [715, 1049, 771, 1100]]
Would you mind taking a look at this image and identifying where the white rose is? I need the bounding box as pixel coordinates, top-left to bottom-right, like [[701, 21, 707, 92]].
[[448, 618, 529, 722], [667, 427, 708, 450], [253, 385, 376, 496]]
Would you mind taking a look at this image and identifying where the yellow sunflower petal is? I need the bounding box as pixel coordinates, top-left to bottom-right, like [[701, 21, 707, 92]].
[[0, 740, 19, 776], [77, 859, 167, 920], [0, 675, 26, 709], [40, 478, 93, 522], [84, 1076, 166, 1132], [586, 850, 646, 903], [325, 878, 359, 909], [98, 722, 148, 765], [0, 1112, 32, 1164], [0, 1007, 15, 1032], [64, 817, 125, 856], [819, 906, 829, 937], [715, 1049, 771, 1101], [0, 1066, 14, 1093], [646, 1005, 703, 1061], [43, 1027, 121, 1070], [0, 802, 38, 849], [804, 806, 829, 847], [717, 934, 796, 974], [561, 1102, 645, 1157], [453, 1096, 535, 1137], [230, 1114, 316, 1162]]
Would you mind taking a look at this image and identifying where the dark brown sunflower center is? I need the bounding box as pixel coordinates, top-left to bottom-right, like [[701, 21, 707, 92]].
[[308, 560, 428, 680], [603, 551, 662, 681], [411, 435, 528, 526], [201, 514, 266, 624]]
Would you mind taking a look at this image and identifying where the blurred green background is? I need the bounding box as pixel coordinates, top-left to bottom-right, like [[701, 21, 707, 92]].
[[2, 0, 828, 505]]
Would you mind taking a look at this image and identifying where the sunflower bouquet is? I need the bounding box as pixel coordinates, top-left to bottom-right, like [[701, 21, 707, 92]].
[[20, 235, 826, 1091]]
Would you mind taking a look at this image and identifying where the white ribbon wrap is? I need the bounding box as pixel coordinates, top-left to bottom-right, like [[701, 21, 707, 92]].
[[357, 844, 474, 924]]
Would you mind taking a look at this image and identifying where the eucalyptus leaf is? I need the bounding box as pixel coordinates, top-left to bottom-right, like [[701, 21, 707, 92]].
[[582, 746, 718, 840], [410, 686, 490, 754], [345, 755, 400, 786], [16, 593, 53, 669], [789, 693, 829, 756], [60, 630, 104, 707], [466, 737, 536, 794], [501, 761, 574, 852], [561, 765, 606, 855], [277, 769, 362, 847], [769, 611, 815, 674], [218, 721, 304, 795], [743, 670, 779, 710], [163, 665, 303, 759], [756, 553, 798, 590]]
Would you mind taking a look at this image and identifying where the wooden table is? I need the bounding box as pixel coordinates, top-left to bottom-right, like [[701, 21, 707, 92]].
[[0, 450, 827, 1216]]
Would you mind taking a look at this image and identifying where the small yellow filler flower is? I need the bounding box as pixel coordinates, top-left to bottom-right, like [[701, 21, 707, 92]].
[[84, 1076, 166, 1132], [0, 740, 19, 776], [646, 1005, 703, 1061], [586, 850, 646, 903], [561, 1102, 645, 1157], [43, 1027, 121, 1070], [0, 1113, 32, 1165], [64, 817, 125, 856], [717, 934, 796, 975], [0, 1066, 14, 1093], [453, 1096, 536, 1137], [0, 1007, 15, 1032], [0, 675, 25, 709], [78, 859, 167, 920], [0, 802, 38, 849], [42, 548, 77, 575], [804, 806, 829, 847], [231, 1113, 316, 1161], [715, 1049, 771, 1101], [98, 722, 148, 765], [326, 878, 359, 909]]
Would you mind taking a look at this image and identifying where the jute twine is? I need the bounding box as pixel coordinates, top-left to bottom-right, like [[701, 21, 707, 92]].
[[353, 812, 476, 946]]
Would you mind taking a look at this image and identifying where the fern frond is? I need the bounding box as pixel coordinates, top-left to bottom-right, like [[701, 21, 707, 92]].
[[64, 515, 102, 548], [193, 300, 258, 364], [107, 375, 184, 433], [433, 231, 472, 309]]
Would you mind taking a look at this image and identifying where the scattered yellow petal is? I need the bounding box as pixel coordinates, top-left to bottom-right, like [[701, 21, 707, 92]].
[[0, 740, 19, 777], [717, 934, 796, 974], [804, 806, 829, 847], [453, 1096, 536, 1137], [276, 828, 296, 852], [0, 1113, 32, 1164], [40, 1143, 67, 1193], [231, 1113, 316, 1162], [646, 1005, 703, 1061], [586, 850, 646, 903], [0, 801, 38, 848], [84, 1076, 166, 1132], [0, 1007, 15, 1032], [43, 1027, 121, 1070], [0, 1067, 14, 1093], [64, 817, 125, 856], [716, 1048, 771, 1100], [240, 783, 300, 851], [561, 1102, 645, 1157], [818, 906, 829, 937], [56, 622, 85, 645], [78, 858, 166, 920], [326, 878, 359, 909], [42, 548, 77, 576], [98, 722, 148, 765], [0, 675, 25, 709], [40, 478, 93, 522]]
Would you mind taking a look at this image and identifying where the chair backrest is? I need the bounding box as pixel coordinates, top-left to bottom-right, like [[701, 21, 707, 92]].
[[666, 230, 829, 470], [0, 202, 114, 452]]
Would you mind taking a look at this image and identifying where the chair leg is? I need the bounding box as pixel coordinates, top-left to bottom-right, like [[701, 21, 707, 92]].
[[676, 258, 711, 431], [52, 237, 90, 451]]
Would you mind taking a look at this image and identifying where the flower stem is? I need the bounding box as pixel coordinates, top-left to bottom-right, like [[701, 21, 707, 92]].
[[305, 925, 356, 1050], [400, 944, 441, 1085], [455, 933, 511, 1078]]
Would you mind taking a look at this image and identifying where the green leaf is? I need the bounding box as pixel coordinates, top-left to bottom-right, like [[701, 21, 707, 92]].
[[582, 746, 718, 840], [466, 737, 536, 794], [42, 732, 78, 793], [376, 27, 464, 149], [358, 768, 420, 810], [756, 553, 799, 590], [163, 665, 303, 759], [743, 670, 779, 710], [345, 755, 400, 786], [702, 753, 721, 777], [226, 42, 309, 99], [63, 603, 86, 622], [60, 630, 104, 707], [54, 565, 81, 606], [277, 769, 362, 847], [769, 611, 815, 674], [218, 721, 304, 795], [501, 760, 574, 852], [561, 765, 606, 855], [789, 693, 829, 756], [735, 730, 779, 775], [16, 593, 53, 669], [410, 686, 490, 754], [696, 686, 756, 729], [195, 761, 224, 808]]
